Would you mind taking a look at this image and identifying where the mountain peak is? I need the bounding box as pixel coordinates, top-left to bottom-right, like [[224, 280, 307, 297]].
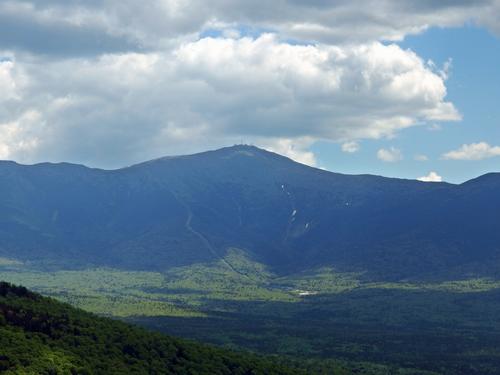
[[205, 144, 280, 155], [213, 144, 264, 156], [213, 144, 291, 161], [136, 144, 291, 170]]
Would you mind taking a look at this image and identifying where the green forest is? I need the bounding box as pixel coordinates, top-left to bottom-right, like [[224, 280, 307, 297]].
[[2, 252, 500, 374], [0, 281, 302, 375]]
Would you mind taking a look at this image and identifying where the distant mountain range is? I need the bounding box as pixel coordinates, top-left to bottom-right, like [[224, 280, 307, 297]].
[[1, 145, 499, 280]]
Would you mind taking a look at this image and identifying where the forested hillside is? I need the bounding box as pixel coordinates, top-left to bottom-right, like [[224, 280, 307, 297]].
[[0, 281, 301, 375]]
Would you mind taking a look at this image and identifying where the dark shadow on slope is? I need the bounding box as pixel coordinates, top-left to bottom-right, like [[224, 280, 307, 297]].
[[131, 287, 500, 375]]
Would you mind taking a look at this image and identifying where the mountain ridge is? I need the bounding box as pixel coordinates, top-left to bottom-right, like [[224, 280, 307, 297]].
[[0, 144, 490, 184], [0, 145, 499, 280]]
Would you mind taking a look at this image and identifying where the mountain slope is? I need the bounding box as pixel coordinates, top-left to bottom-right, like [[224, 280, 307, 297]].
[[0, 281, 300, 375], [1, 145, 499, 280]]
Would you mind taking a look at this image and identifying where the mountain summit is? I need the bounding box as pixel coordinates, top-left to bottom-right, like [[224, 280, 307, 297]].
[[1, 145, 499, 280]]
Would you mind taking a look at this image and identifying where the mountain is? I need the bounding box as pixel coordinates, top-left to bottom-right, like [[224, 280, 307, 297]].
[[2, 146, 500, 375], [1, 145, 499, 280], [0, 281, 300, 374]]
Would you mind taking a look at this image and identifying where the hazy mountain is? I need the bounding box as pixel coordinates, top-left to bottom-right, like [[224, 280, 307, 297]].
[[1, 145, 499, 280]]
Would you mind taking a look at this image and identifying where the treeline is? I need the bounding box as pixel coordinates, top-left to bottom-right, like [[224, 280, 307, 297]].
[[0, 282, 303, 374]]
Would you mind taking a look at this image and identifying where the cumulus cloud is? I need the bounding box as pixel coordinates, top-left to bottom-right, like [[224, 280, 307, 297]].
[[0, 58, 25, 101], [0, 35, 460, 166], [377, 147, 403, 162], [341, 141, 360, 153], [262, 138, 316, 166], [0, 110, 42, 159], [418, 171, 443, 182], [5, 0, 499, 166], [442, 142, 500, 160]]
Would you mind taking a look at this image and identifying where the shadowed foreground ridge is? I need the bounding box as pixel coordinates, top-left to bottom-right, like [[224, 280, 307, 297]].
[[0, 281, 301, 374]]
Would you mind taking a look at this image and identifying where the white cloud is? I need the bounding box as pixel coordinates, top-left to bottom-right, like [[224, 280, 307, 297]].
[[9, 1, 500, 166], [442, 142, 500, 161], [0, 110, 42, 159], [417, 171, 443, 182], [439, 58, 453, 80], [0, 58, 25, 101], [414, 154, 429, 161], [0, 35, 460, 166], [377, 147, 403, 162], [263, 138, 316, 166], [341, 141, 360, 153]]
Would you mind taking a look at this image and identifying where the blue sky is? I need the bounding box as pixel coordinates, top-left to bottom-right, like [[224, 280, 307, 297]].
[[314, 26, 500, 183], [0, 1, 499, 183]]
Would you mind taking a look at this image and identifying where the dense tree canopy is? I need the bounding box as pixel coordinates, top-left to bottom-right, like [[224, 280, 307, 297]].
[[0, 282, 302, 375]]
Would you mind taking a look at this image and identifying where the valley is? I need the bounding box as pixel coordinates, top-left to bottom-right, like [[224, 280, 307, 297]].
[[2, 249, 500, 374], [1, 145, 500, 374]]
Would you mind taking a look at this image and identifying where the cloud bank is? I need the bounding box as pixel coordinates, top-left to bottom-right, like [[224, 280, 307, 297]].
[[3, 0, 500, 55], [0, 35, 459, 166], [1, 0, 498, 167]]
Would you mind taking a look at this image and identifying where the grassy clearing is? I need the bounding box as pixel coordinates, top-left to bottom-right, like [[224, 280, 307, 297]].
[[0, 267, 202, 317], [1, 248, 500, 319]]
